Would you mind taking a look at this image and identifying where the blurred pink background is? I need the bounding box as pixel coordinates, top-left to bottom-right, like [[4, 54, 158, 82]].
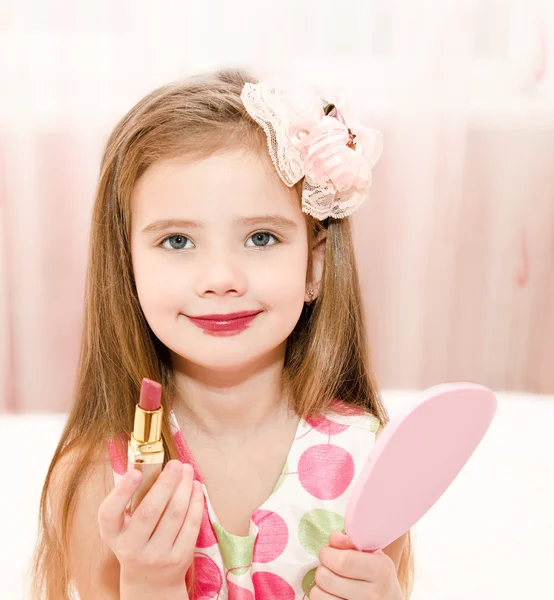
[[1, 0, 554, 412]]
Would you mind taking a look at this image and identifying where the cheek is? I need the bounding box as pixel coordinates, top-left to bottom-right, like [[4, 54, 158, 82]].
[[131, 242, 309, 314], [132, 252, 187, 318], [255, 255, 309, 337], [259, 266, 305, 307], [254, 247, 308, 303]]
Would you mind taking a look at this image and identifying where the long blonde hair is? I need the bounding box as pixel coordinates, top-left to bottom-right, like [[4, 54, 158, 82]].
[[30, 68, 414, 599]]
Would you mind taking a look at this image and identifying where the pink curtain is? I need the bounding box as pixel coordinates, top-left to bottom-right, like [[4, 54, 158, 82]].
[[1, 0, 553, 412]]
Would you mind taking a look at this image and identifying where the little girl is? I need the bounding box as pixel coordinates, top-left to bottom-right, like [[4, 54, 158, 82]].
[[31, 68, 414, 600]]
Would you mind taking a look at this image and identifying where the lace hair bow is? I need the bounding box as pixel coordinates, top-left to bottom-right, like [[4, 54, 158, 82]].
[[240, 80, 383, 220]]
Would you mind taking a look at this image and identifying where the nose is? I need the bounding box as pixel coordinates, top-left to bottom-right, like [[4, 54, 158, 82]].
[[194, 247, 247, 298]]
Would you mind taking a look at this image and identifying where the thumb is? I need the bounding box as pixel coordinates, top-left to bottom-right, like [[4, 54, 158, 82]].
[[329, 531, 357, 550]]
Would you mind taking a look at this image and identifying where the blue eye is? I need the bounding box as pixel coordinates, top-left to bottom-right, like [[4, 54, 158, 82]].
[[160, 235, 192, 250], [159, 231, 280, 251], [247, 231, 280, 248]]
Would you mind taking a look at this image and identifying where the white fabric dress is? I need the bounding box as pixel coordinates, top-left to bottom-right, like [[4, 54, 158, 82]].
[[107, 401, 380, 599]]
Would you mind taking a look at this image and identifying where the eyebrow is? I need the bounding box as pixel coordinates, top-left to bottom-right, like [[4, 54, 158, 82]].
[[141, 215, 298, 233]]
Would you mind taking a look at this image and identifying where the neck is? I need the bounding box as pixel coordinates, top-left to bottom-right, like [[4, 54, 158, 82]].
[[170, 350, 293, 440]]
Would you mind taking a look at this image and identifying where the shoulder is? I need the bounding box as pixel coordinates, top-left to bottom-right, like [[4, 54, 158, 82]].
[[322, 399, 382, 434], [49, 442, 113, 526], [49, 442, 120, 598]]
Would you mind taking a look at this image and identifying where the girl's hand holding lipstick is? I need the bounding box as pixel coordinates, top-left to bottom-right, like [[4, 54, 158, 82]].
[[98, 459, 204, 599]]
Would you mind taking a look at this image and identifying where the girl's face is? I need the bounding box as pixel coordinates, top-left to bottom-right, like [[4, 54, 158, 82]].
[[130, 149, 317, 373]]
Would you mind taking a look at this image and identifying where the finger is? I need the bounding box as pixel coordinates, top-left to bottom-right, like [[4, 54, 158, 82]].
[[310, 584, 343, 599], [329, 531, 356, 550], [127, 460, 184, 545], [98, 468, 142, 538], [148, 463, 194, 548], [319, 545, 374, 581], [315, 565, 368, 599], [172, 480, 204, 557]]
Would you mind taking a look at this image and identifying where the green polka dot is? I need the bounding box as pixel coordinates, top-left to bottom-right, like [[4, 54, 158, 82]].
[[271, 459, 288, 495], [298, 509, 344, 557], [213, 522, 255, 576], [370, 417, 380, 433], [302, 568, 317, 597]]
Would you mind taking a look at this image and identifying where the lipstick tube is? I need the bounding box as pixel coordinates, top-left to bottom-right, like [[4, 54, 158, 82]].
[[127, 378, 164, 513]]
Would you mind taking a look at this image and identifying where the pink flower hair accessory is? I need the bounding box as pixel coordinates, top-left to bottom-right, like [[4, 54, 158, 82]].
[[240, 80, 383, 220]]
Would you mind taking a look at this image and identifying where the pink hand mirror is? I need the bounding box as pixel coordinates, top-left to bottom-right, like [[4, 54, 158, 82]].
[[344, 382, 498, 551]]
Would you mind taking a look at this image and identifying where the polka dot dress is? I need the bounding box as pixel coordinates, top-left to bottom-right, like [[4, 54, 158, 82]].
[[107, 401, 380, 599]]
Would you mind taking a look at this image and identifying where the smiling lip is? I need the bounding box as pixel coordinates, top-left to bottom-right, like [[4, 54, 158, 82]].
[[186, 310, 262, 334]]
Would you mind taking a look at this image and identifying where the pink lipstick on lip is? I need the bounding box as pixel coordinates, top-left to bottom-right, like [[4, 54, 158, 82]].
[[186, 310, 262, 335]]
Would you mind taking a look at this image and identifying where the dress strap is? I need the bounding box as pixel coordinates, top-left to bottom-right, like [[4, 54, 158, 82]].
[[107, 433, 129, 476]]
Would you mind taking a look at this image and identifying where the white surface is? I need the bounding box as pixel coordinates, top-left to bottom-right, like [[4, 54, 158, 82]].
[[0, 390, 553, 599]]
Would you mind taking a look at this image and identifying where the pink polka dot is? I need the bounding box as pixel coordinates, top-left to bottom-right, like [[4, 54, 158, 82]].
[[251, 510, 289, 563], [186, 554, 222, 599], [298, 444, 355, 500], [196, 504, 217, 548], [252, 572, 295, 600], [227, 580, 255, 600], [329, 398, 366, 416], [306, 414, 348, 435]]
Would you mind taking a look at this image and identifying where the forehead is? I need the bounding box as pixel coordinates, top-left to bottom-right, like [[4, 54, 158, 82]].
[[130, 149, 302, 225]]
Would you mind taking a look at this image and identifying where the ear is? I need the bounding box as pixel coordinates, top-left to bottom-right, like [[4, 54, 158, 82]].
[[305, 229, 327, 303]]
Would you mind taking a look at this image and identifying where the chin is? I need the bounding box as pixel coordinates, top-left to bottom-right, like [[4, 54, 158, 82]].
[[169, 340, 288, 374]]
